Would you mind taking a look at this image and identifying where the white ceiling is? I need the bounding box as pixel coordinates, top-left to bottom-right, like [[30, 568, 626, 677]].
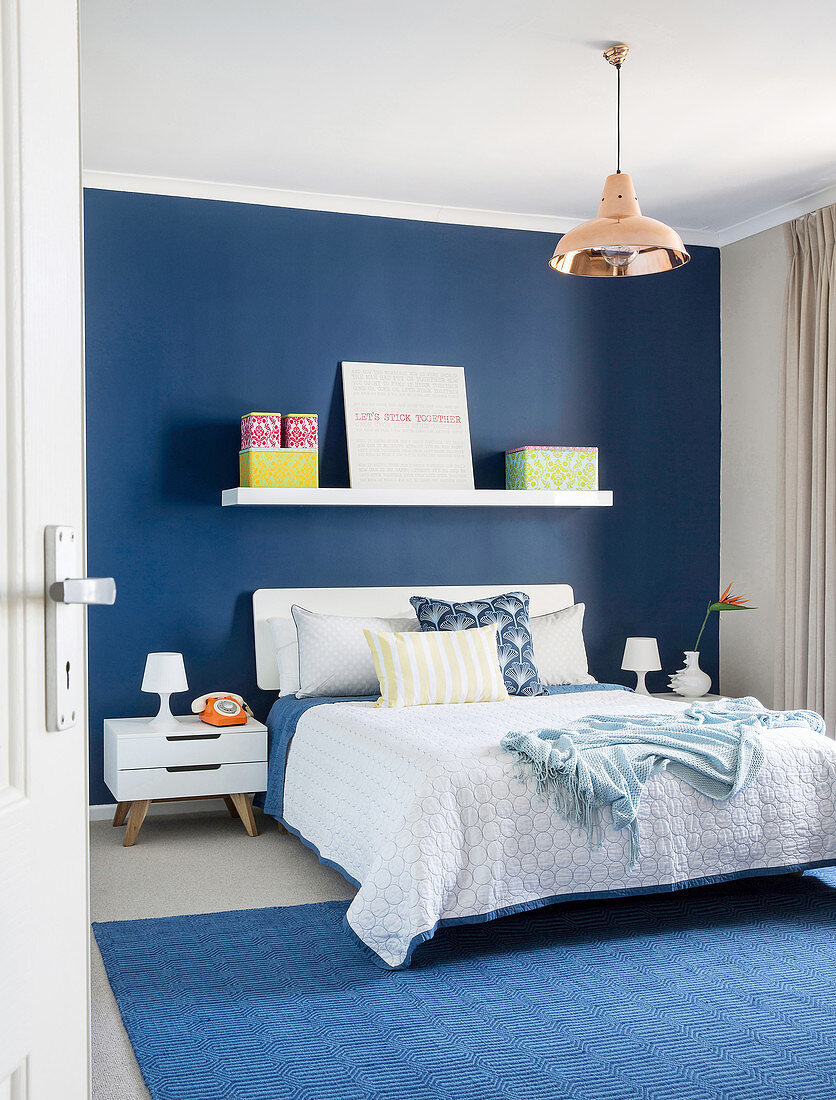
[[80, 0, 836, 245]]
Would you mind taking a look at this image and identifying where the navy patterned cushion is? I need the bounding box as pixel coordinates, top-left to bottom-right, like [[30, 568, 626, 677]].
[[409, 591, 547, 697]]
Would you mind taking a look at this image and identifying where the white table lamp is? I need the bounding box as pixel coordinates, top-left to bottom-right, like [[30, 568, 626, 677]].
[[141, 652, 188, 728], [621, 637, 661, 695]]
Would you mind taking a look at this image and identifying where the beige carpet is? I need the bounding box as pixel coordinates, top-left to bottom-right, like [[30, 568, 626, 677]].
[[90, 805, 355, 1100]]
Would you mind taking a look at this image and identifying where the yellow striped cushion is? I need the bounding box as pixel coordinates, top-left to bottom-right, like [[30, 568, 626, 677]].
[[364, 624, 509, 708]]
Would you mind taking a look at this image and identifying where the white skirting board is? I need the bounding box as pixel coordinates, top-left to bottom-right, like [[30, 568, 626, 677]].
[[88, 799, 253, 822]]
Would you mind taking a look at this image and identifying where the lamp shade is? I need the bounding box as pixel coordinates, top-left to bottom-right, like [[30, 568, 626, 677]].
[[621, 637, 661, 673], [141, 652, 188, 694], [550, 174, 689, 278]]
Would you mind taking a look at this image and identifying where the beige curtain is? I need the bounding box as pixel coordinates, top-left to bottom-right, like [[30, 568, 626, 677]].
[[776, 205, 836, 732]]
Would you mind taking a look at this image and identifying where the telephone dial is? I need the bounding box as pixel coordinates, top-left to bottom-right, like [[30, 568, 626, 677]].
[[191, 691, 254, 727]]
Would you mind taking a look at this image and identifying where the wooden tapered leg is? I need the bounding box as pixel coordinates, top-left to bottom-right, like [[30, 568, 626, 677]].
[[223, 795, 239, 818], [112, 802, 131, 827], [229, 793, 258, 837], [276, 819, 286, 834], [123, 799, 151, 846]]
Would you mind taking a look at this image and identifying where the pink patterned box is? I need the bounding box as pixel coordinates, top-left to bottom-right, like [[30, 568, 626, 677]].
[[281, 414, 318, 450], [241, 412, 282, 450]]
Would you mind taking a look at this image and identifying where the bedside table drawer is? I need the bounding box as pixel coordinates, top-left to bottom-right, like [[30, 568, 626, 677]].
[[115, 727, 267, 770], [112, 760, 268, 801]]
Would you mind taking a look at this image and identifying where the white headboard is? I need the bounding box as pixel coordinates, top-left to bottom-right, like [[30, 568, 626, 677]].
[[253, 583, 575, 691]]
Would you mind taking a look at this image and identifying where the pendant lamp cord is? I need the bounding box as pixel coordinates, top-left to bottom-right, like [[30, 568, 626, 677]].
[[616, 63, 621, 174]]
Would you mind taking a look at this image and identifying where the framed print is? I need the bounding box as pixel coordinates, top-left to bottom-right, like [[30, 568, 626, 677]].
[[341, 362, 474, 490]]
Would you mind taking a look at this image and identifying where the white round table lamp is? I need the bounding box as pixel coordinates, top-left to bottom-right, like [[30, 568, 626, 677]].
[[141, 652, 189, 728], [621, 637, 661, 695]]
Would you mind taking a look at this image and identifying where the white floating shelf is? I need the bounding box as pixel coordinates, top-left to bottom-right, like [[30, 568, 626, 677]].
[[222, 488, 613, 508]]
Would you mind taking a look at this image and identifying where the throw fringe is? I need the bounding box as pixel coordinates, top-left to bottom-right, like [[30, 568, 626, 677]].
[[508, 752, 641, 863]]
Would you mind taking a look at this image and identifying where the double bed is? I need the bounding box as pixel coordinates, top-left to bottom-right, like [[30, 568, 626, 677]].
[[254, 584, 836, 969]]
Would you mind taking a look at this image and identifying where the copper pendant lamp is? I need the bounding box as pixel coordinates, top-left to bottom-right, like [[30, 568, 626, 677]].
[[549, 45, 689, 278]]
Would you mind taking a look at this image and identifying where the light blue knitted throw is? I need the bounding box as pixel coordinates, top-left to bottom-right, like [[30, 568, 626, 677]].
[[501, 697, 824, 864]]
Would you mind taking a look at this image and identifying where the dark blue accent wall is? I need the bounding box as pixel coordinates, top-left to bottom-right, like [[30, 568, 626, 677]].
[[84, 189, 720, 805]]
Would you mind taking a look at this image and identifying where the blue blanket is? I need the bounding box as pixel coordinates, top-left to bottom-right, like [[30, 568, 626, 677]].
[[258, 683, 631, 820], [501, 696, 825, 865]]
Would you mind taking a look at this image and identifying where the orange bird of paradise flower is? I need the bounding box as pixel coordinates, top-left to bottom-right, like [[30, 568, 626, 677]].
[[694, 584, 755, 651]]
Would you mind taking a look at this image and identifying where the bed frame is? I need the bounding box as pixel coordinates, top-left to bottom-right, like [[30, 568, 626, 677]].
[[252, 583, 576, 692]]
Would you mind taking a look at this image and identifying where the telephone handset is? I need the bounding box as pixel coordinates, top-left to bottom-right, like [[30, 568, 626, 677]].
[[191, 691, 253, 727]]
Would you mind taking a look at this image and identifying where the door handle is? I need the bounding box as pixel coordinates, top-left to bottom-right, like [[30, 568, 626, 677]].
[[49, 577, 116, 605], [44, 525, 116, 732]]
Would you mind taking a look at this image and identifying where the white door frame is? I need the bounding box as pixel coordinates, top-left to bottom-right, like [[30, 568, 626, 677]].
[[0, 0, 89, 1097]]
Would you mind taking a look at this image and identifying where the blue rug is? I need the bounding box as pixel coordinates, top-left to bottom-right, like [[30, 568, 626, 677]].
[[94, 870, 836, 1100]]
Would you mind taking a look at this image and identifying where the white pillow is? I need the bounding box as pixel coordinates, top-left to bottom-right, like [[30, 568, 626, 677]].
[[530, 603, 595, 686], [289, 606, 420, 698], [267, 617, 303, 695], [268, 612, 421, 696]]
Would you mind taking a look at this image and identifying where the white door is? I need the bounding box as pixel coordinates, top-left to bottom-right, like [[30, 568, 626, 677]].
[[0, 0, 90, 1098]]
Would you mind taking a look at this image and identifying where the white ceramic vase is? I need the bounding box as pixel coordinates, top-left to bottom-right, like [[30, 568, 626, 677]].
[[668, 651, 712, 699]]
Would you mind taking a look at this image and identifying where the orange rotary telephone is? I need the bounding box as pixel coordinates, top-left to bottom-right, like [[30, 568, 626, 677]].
[[191, 692, 254, 727]]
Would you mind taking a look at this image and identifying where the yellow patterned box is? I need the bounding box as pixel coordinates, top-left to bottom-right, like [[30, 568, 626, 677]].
[[239, 448, 318, 488], [505, 446, 598, 490]]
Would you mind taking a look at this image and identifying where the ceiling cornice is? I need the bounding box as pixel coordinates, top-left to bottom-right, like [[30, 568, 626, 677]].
[[82, 170, 836, 247], [82, 170, 721, 247], [716, 181, 836, 246]]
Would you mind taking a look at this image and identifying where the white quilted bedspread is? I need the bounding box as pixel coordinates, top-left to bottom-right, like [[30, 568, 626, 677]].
[[281, 690, 836, 968]]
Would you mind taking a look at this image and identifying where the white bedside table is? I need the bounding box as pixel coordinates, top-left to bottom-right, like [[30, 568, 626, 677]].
[[104, 715, 268, 846]]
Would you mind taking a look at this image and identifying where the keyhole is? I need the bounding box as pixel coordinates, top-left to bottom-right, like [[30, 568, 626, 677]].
[[66, 660, 70, 690]]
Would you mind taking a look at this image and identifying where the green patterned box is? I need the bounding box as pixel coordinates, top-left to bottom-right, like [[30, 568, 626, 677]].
[[505, 446, 598, 490]]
